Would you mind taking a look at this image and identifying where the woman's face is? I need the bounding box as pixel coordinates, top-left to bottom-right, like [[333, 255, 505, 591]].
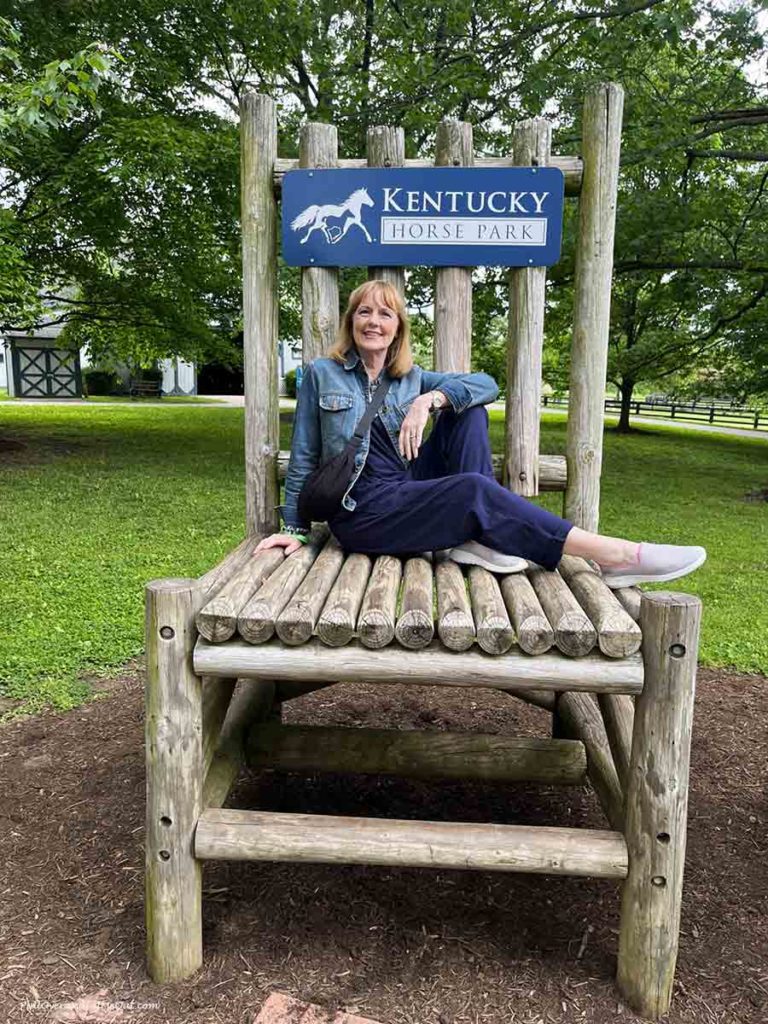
[[352, 289, 399, 360]]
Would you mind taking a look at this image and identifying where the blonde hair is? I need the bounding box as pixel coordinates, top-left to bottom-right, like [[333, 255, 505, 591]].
[[329, 279, 413, 378]]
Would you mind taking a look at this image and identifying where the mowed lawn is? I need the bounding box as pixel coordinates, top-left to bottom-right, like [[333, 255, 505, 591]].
[[1, 403, 766, 718]]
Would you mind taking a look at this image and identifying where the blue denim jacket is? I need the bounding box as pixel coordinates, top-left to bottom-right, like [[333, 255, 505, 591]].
[[282, 347, 499, 530]]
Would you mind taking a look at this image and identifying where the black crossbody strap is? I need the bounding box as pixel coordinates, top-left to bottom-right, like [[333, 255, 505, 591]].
[[349, 376, 393, 447]]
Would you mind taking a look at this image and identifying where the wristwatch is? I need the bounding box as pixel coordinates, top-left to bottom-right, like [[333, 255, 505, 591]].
[[429, 390, 447, 413]]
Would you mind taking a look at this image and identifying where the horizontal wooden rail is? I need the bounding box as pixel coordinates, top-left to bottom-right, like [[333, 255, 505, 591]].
[[246, 722, 587, 784], [277, 451, 567, 492], [195, 808, 627, 878], [274, 155, 583, 196], [194, 637, 644, 695]]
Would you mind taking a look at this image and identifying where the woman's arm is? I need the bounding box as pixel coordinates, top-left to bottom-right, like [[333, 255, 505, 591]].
[[281, 362, 321, 532], [419, 369, 499, 411]]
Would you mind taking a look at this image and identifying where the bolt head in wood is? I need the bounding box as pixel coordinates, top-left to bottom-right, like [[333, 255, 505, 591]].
[[160, 626, 175, 640]]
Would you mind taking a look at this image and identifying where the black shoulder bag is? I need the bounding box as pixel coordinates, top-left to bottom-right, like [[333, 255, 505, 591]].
[[298, 376, 392, 524]]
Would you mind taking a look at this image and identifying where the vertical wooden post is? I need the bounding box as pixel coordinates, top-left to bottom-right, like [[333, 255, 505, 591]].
[[617, 592, 701, 1019], [506, 118, 551, 495], [300, 123, 340, 363], [367, 126, 405, 294], [434, 119, 473, 372], [565, 83, 623, 531], [145, 578, 204, 982], [241, 91, 279, 536]]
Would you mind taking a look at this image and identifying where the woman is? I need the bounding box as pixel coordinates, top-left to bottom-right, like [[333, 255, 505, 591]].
[[256, 280, 705, 588]]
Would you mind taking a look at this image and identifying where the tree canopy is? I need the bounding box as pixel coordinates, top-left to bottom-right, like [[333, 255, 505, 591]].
[[1, 1, 766, 400]]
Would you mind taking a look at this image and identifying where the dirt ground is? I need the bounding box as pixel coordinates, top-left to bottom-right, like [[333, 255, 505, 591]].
[[1, 666, 766, 1024]]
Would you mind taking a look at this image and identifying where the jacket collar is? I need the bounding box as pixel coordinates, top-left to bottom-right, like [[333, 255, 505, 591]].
[[342, 346, 361, 371]]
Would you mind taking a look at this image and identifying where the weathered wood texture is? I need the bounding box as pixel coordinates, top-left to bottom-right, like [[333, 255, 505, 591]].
[[202, 676, 237, 775], [395, 557, 435, 649], [529, 568, 597, 657], [559, 555, 642, 658], [500, 573, 554, 655], [435, 559, 475, 651], [367, 126, 405, 293], [565, 83, 624, 531], [196, 535, 261, 599], [300, 123, 339, 362], [277, 451, 567, 491], [203, 679, 275, 810], [316, 552, 372, 646], [598, 693, 634, 790], [196, 808, 628, 879], [241, 92, 279, 536], [274, 155, 584, 195], [275, 536, 345, 645], [358, 555, 402, 649], [246, 722, 587, 784], [617, 592, 701, 1020], [195, 637, 644, 694], [145, 578, 204, 982], [614, 586, 642, 622], [434, 119, 473, 371], [506, 119, 551, 496], [196, 548, 284, 642], [237, 540, 323, 644], [557, 691, 625, 831], [467, 566, 515, 655]]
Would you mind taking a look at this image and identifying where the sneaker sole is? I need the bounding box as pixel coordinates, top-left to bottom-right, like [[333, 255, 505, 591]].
[[602, 550, 707, 590], [449, 549, 528, 574]]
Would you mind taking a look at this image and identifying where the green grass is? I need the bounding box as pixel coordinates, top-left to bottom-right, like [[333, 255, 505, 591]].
[[83, 394, 223, 404], [0, 403, 766, 719], [0, 388, 9, 401]]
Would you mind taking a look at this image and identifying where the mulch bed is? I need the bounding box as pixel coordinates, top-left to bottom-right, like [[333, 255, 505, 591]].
[[1, 666, 766, 1024]]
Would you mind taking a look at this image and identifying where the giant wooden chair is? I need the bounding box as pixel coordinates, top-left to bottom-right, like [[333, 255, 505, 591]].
[[145, 85, 700, 1019]]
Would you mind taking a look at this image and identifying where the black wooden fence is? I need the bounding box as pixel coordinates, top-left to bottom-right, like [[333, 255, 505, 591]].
[[539, 395, 766, 431]]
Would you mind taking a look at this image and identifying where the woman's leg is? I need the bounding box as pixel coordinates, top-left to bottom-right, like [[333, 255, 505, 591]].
[[411, 406, 494, 481]]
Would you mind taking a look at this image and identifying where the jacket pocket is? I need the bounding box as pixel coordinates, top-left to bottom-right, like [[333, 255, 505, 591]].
[[319, 392, 355, 455], [319, 392, 354, 412]]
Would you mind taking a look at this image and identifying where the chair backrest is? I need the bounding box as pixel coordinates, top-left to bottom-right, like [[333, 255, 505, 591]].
[[239, 85, 623, 539]]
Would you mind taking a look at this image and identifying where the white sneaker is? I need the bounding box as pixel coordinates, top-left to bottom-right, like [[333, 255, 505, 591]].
[[600, 543, 707, 589], [448, 540, 527, 574]]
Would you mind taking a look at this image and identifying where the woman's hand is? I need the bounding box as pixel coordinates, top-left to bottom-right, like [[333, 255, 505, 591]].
[[254, 533, 305, 556], [398, 394, 432, 460]]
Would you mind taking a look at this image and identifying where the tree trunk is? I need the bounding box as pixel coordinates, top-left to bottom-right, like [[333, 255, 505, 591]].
[[617, 378, 635, 433]]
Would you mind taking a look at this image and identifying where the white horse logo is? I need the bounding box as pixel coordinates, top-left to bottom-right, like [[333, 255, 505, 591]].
[[290, 187, 375, 245]]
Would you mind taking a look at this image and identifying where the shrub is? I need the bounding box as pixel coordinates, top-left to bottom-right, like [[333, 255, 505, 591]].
[[284, 368, 297, 398], [84, 370, 119, 396]]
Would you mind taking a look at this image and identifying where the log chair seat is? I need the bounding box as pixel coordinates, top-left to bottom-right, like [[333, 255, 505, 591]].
[[195, 532, 643, 664]]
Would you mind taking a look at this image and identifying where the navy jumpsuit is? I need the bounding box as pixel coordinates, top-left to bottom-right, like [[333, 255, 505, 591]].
[[329, 402, 572, 571]]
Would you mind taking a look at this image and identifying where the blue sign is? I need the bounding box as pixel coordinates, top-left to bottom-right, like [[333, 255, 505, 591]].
[[281, 167, 564, 268]]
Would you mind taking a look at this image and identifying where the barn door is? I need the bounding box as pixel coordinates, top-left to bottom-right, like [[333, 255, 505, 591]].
[[13, 346, 82, 398]]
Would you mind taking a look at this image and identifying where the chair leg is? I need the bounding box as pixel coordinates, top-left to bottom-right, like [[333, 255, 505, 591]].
[[617, 592, 701, 1019], [145, 578, 205, 982]]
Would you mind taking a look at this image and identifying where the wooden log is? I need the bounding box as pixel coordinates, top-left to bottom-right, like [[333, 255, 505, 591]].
[[614, 585, 642, 622], [196, 535, 261, 599], [196, 548, 284, 642], [145, 578, 204, 982], [241, 91, 280, 536], [558, 555, 642, 658], [202, 679, 276, 810], [500, 573, 555, 655], [528, 568, 597, 657], [508, 689, 557, 712], [300, 123, 339, 363], [274, 154, 584, 196], [467, 566, 515, 655], [238, 540, 323, 644], [557, 691, 624, 831], [367, 126, 405, 293], [436, 559, 475, 651], [278, 450, 568, 491], [358, 554, 402, 649], [395, 557, 434, 649], [506, 119, 551, 496], [316, 551, 372, 646], [195, 637, 644, 695], [565, 84, 624, 531], [202, 676, 237, 775], [275, 536, 345, 646], [598, 693, 634, 790], [246, 722, 587, 784], [274, 680, 335, 703], [196, 808, 628, 879], [434, 119, 473, 372], [617, 592, 701, 1019]]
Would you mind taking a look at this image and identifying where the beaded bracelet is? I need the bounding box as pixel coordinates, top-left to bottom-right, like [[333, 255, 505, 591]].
[[281, 524, 309, 544]]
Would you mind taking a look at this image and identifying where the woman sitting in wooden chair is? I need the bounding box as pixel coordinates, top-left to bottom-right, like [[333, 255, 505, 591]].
[[257, 279, 705, 588]]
